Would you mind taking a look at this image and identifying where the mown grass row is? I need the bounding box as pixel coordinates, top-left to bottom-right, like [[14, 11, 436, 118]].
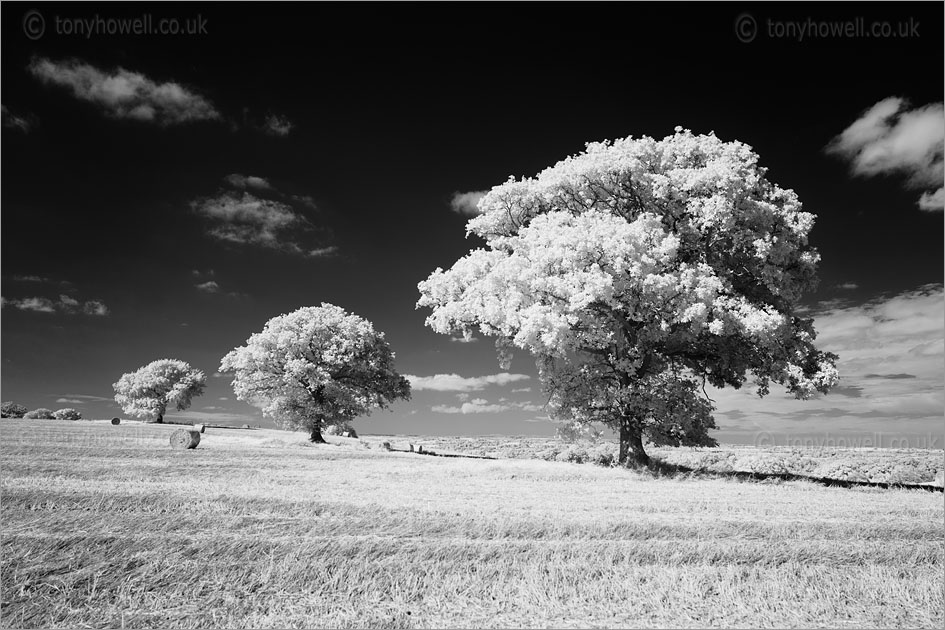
[[1, 420, 943, 628]]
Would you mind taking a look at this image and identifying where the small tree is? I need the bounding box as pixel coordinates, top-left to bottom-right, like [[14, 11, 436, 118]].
[[113, 359, 206, 423], [24, 408, 54, 419], [53, 408, 82, 421], [219, 303, 411, 443], [1, 402, 28, 418], [418, 128, 839, 467]]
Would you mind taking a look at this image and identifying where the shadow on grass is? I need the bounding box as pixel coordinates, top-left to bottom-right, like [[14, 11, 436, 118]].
[[637, 458, 945, 493]]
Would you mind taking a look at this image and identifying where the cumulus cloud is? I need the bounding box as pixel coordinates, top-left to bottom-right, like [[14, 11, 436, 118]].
[[195, 280, 220, 293], [57, 394, 112, 403], [709, 284, 944, 438], [262, 113, 293, 137], [450, 335, 478, 343], [191, 191, 332, 257], [432, 397, 544, 415], [193, 176, 332, 257], [918, 188, 945, 212], [449, 190, 487, 216], [224, 174, 271, 191], [3, 297, 56, 313], [82, 300, 109, 316], [28, 57, 219, 125], [1, 295, 109, 315], [826, 97, 944, 211], [406, 372, 530, 392], [2, 105, 35, 132]]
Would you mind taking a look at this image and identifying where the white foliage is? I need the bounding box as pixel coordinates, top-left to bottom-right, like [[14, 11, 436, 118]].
[[113, 359, 206, 420], [218, 303, 411, 434], [418, 128, 840, 448]]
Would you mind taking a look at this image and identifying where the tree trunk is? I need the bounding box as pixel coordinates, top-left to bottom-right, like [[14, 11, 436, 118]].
[[309, 426, 326, 443], [155, 413, 164, 424], [618, 421, 650, 468]]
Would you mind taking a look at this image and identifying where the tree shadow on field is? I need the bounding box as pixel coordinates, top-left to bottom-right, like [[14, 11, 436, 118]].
[[635, 458, 944, 493]]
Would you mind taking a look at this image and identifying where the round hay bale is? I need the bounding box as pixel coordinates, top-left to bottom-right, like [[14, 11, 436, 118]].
[[342, 428, 359, 439], [193, 423, 205, 433], [110, 417, 121, 425], [170, 428, 201, 450]]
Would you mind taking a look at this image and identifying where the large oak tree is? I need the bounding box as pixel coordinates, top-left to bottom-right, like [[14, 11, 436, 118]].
[[418, 128, 839, 466]]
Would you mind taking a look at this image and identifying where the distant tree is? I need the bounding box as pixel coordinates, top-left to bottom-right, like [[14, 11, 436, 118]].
[[113, 359, 207, 423], [53, 408, 82, 421], [24, 408, 54, 419], [418, 128, 839, 467], [219, 303, 411, 443], [1, 402, 28, 418]]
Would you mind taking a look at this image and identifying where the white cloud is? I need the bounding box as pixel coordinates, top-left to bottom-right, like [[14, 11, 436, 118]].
[[11, 275, 51, 282], [835, 282, 859, 291], [224, 174, 272, 191], [918, 188, 945, 212], [432, 397, 544, 415], [28, 57, 219, 125], [58, 294, 79, 308], [511, 387, 532, 393], [450, 335, 478, 343], [262, 113, 293, 137], [405, 372, 530, 392], [195, 280, 221, 293], [709, 284, 944, 436], [3, 294, 110, 316], [56, 398, 83, 404], [57, 394, 112, 403], [2, 105, 34, 132], [449, 190, 487, 216], [306, 246, 339, 258], [4, 297, 56, 313], [826, 97, 944, 212], [82, 300, 109, 316], [191, 191, 331, 257], [293, 195, 318, 210]]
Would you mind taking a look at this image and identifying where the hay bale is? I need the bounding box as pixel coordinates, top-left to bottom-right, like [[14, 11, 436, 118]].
[[381, 441, 392, 451], [193, 423, 205, 433], [170, 428, 201, 450], [341, 429, 359, 439], [110, 418, 121, 425]]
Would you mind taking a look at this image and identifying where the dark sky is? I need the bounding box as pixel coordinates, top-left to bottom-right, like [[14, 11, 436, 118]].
[[2, 2, 942, 445]]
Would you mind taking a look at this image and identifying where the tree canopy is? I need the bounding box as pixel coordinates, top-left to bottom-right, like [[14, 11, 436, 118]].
[[418, 128, 839, 465], [218, 303, 411, 442], [113, 359, 206, 423]]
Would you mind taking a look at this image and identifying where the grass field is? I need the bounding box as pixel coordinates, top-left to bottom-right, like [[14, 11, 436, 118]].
[[2, 419, 943, 628]]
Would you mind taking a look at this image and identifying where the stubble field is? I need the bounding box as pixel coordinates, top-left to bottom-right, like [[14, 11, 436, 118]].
[[1, 419, 942, 628]]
